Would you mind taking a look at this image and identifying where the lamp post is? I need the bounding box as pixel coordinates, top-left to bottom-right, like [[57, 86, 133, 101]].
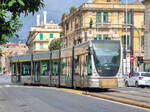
[[125, 0, 128, 75]]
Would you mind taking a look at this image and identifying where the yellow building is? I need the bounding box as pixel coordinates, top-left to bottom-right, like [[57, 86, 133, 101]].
[[27, 11, 62, 53], [61, 0, 145, 73]]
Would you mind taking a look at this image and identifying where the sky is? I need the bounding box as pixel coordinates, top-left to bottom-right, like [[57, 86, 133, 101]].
[[16, 0, 143, 41]]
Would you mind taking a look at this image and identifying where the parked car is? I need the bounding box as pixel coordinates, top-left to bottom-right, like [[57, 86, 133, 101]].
[[125, 72, 150, 88], [0, 72, 3, 75]]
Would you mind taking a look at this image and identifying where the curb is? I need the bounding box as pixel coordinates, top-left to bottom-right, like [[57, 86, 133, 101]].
[[82, 92, 150, 109]]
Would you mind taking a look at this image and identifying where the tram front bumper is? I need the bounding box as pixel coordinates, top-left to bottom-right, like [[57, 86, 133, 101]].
[[99, 78, 118, 88], [88, 78, 118, 88]]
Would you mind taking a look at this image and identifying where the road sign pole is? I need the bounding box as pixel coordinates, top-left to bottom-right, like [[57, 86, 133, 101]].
[[130, 9, 134, 75]]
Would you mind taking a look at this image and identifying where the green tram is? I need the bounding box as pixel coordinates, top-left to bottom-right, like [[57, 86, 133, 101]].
[[11, 40, 122, 88]]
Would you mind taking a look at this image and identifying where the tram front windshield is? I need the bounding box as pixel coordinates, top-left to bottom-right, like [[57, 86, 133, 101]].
[[93, 41, 120, 77]]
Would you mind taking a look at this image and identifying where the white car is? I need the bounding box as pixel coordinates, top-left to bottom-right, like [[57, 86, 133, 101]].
[[125, 72, 150, 88], [0, 72, 3, 75]]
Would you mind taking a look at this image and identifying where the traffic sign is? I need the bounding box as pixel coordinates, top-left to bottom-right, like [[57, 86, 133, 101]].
[[130, 55, 134, 61]]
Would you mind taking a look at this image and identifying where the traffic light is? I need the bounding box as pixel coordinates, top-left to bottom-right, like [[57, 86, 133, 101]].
[[138, 56, 140, 62], [140, 56, 143, 63], [137, 56, 143, 63], [89, 18, 93, 28]]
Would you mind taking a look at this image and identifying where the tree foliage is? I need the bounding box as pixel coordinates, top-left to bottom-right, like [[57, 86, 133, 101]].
[[0, 48, 2, 56], [61, 13, 68, 22], [0, 0, 44, 44], [0, 48, 2, 71], [49, 38, 61, 51], [69, 6, 77, 14], [0, 66, 2, 72]]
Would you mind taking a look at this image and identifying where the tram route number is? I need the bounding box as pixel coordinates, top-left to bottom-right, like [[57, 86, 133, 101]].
[[98, 69, 102, 72]]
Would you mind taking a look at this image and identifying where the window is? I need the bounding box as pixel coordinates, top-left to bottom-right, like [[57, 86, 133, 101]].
[[78, 37, 82, 44], [40, 43, 43, 49], [52, 61, 58, 75], [104, 35, 111, 40], [122, 35, 130, 50], [94, 35, 102, 40], [97, 35, 102, 40], [50, 33, 53, 38], [124, 11, 131, 24], [122, 35, 126, 45], [84, 32, 87, 41], [142, 35, 144, 46], [71, 19, 73, 30], [11, 63, 16, 75], [74, 39, 76, 45], [22, 63, 31, 76], [103, 12, 108, 23], [88, 54, 92, 76], [41, 61, 49, 76], [96, 12, 101, 25], [40, 33, 43, 40]]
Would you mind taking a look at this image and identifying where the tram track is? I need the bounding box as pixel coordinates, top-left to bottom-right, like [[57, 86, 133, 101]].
[[94, 91, 150, 104]]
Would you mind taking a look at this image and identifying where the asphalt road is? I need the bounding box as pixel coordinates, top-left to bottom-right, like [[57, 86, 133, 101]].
[[0, 75, 150, 112], [0, 86, 149, 112]]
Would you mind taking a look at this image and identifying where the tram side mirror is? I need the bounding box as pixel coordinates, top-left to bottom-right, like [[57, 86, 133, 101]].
[[75, 56, 79, 63], [89, 47, 93, 55]]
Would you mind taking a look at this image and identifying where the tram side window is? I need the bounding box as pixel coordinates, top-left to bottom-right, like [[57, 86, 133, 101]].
[[22, 63, 31, 76], [74, 56, 79, 69], [17, 63, 21, 75], [88, 54, 92, 76], [74, 56, 80, 75], [41, 61, 49, 76], [52, 61, 58, 75], [11, 63, 16, 76], [61, 58, 67, 75]]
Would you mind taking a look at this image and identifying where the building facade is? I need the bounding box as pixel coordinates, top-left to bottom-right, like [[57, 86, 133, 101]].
[[143, 0, 150, 72], [61, 0, 145, 73], [27, 11, 62, 53], [0, 43, 28, 74]]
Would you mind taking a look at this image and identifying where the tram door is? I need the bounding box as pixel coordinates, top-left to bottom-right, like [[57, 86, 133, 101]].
[[17, 63, 21, 82], [35, 62, 40, 82]]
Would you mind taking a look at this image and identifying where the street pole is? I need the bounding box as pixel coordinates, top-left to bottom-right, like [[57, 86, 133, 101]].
[[130, 9, 134, 75], [31, 52, 33, 83], [125, 0, 128, 75]]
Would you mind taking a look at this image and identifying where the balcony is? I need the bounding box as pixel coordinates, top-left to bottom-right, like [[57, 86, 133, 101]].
[[33, 39, 49, 43]]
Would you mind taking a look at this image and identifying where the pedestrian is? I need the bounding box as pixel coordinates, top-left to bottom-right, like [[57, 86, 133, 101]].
[[128, 72, 131, 78]]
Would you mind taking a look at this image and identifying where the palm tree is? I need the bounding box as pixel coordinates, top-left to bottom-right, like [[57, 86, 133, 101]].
[[61, 13, 68, 22], [70, 6, 77, 14]]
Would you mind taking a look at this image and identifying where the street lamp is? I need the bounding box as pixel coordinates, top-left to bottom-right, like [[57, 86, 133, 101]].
[[125, 0, 128, 75]]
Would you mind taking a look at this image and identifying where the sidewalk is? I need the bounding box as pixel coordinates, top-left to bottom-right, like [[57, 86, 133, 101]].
[[82, 90, 150, 109], [0, 74, 11, 84]]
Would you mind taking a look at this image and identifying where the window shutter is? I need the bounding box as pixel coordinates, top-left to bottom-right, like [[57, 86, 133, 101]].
[[40, 33, 43, 40], [103, 12, 108, 23], [50, 34, 53, 38], [96, 12, 101, 24]]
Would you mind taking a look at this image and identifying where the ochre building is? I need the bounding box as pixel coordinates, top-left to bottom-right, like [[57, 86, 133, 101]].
[[61, 0, 145, 73], [143, 0, 150, 72]]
